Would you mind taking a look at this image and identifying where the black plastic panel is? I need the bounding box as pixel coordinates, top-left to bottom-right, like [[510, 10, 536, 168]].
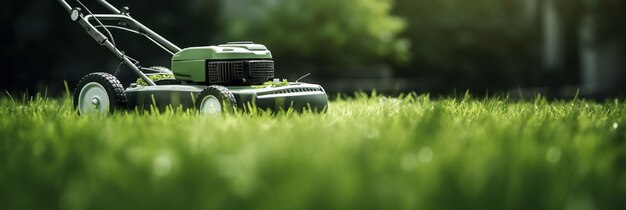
[[206, 60, 275, 85]]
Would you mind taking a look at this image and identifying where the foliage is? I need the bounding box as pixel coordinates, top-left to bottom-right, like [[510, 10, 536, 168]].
[[223, 0, 410, 65], [392, 0, 626, 88], [393, 0, 538, 86], [1, 93, 626, 210]]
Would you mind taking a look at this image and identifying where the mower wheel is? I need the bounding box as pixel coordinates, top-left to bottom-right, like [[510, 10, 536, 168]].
[[74, 72, 127, 115], [196, 85, 237, 115]]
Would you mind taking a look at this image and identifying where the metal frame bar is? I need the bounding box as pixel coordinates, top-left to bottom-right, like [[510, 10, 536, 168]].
[[56, 0, 183, 86], [83, 14, 181, 53], [94, 25, 175, 55], [95, 0, 121, 14]]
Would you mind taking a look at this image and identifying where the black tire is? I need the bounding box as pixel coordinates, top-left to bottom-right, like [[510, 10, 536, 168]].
[[196, 85, 237, 114], [73, 72, 127, 115]]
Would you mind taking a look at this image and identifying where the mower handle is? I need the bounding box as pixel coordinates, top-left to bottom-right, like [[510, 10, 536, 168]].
[[56, 0, 159, 86], [57, 0, 72, 13], [96, 0, 122, 14], [83, 14, 181, 53]]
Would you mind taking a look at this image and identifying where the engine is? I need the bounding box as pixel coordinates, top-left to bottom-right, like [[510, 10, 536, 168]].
[[171, 42, 274, 85]]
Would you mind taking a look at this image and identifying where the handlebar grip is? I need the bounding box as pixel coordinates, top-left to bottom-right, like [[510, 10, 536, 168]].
[[78, 19, 108, 44]]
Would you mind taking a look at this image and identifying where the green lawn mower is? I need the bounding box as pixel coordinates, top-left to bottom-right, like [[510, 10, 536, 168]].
[[57, 0, 328, 115]]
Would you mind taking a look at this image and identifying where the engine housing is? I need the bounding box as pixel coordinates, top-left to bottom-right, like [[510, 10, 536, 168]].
[[171, 42, 274, 85]]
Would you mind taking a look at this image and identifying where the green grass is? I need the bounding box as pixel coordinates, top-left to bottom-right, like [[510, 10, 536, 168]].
[[1, 93, 625, 210]]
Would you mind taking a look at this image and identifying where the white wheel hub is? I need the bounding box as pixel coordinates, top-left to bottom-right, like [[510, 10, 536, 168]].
[[200, 95, 222, 115], [78, 82, 110, 115]]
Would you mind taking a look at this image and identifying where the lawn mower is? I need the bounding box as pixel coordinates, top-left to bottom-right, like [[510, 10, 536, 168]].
[[57, 0, 328, 115]]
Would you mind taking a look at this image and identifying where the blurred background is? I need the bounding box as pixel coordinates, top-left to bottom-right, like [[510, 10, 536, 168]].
[[1, 0, 625, 98]]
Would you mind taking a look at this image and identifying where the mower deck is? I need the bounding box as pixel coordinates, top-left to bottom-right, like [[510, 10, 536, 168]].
[[125, 83, 328, 112]]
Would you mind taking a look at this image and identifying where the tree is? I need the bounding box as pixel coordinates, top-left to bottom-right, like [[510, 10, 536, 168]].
[[222, 0, 409, 65]]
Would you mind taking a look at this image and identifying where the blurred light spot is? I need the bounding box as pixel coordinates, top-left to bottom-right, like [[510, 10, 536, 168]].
[[62, 180, 89, 210], [546, 147, 561, 164], [32, 141, 45, 156], [566, 194, 595, 210], [401, 153, 418, 171], [612, 122, 618, 130], [217, 153, 257, 196], [379, 31, 392, 42], [261, 123, 272, 131], [418, 147, 433, 163], [153, 155, 172, 176]]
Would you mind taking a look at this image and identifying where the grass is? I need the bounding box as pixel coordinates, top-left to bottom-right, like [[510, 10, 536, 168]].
[[1, 92, 625, 210]]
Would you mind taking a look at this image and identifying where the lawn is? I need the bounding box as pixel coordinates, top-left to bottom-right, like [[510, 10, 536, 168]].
[[1, 93, 625, 210]]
